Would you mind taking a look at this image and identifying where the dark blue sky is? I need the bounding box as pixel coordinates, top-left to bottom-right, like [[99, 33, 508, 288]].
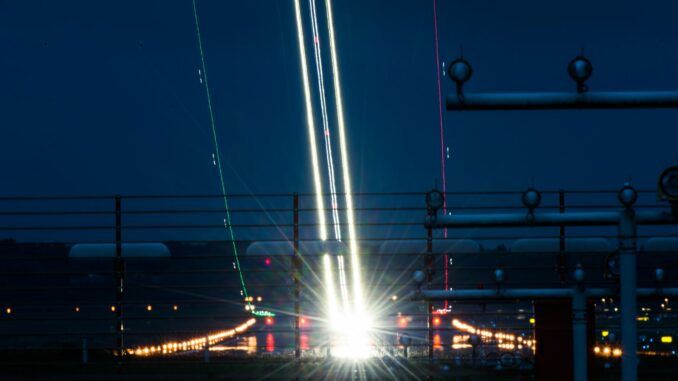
[[2, 0, 677, 197]]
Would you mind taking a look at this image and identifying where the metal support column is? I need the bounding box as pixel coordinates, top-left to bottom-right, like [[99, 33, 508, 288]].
[[293, 193, 301, 362], [572, 287, 587, 381], [426, 226, 434, 361], [619, 210, 638, 381], [114, 196, 124, 361], [558, 190, 566, 282]]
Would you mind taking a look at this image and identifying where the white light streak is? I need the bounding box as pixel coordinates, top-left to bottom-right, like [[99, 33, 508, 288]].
[[324, 0, 363, 312], [308, 0, 341, 241], [294, 0, 328, 241]]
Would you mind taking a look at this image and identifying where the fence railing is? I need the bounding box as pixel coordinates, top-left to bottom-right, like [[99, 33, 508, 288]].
[[0, 190, 676, 379]]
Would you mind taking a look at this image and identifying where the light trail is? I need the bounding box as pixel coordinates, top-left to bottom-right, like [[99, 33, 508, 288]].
[[191, 0, 250, 302], [129, 318, 256, 356], [294, 0, 372, 357], [294, 0, 328, 241], [308, 0, 342, 241], [324, 0, 364, 314], [432, 0, 449, 308]]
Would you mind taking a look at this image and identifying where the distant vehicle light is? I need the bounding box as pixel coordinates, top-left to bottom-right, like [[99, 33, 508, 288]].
[[111, 306, 116, 312], [173, 305, 178, 311], [146, 305, 152, 312], [5, 307, 11, 314], [75, 306, 80, 313]]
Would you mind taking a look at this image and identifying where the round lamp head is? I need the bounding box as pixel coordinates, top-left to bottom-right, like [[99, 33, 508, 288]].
[[568, 56, 593, 83], [447, 58, 473, 85], [658, 167, 678, 201], [521, 188, 541, 210], [618, 183, 638, 208], [426, 189, 445, 211]]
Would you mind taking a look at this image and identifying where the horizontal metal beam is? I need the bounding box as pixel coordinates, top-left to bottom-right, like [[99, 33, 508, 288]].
[[426, 210, 677, 229], [447, 91, 678, 111], [414, 288, 678, 301], [425, 211, 621, 228]]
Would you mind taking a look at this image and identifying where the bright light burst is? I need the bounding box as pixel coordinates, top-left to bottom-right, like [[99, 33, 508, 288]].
[[294, 0, 373, 359]]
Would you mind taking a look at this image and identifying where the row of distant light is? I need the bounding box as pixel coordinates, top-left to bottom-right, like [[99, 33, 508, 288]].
[[2, 305, 179, 314], [129, 318, 256, 356]]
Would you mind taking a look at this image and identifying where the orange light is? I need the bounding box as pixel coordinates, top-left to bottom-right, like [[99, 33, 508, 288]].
[[111, 306, 116, 312], [432, 317, 441, 326], [5, 307, 11, 314], [398, 317, 408, 328], [265, 317, 274, 325], [299, 317, 307, 327], [172, 305, 178, 311]]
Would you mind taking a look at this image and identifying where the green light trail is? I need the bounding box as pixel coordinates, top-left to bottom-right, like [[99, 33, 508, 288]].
[[191, 0, 250, 304]]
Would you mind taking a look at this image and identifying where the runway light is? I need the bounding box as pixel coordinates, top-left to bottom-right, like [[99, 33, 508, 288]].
[[398, 316, 408, 328], [661, 336, 673, 344]]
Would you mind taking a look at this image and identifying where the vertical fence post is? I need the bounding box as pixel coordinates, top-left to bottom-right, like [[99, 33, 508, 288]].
[[558, 190, 566, 282], [619, 210, 638, 381], [293, 193, 301, 363], [426, 226, 434, 361], [114, 195, 124, 363]]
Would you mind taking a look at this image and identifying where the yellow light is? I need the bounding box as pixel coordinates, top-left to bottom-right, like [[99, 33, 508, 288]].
[[601, 330, 609, 337], [612, 348, 622, 357], [637, 316, 649, 322], [173, 305, 178, 311], [5, 307, 11, 314], [293, 0, 327, 241], [603, 347, 611, 355], [529, 318, 535, 324], [111, 306, 116, 312], [146, 305, 152, 311], [594, 346, 600, 353], [661, 336, 673, 343]]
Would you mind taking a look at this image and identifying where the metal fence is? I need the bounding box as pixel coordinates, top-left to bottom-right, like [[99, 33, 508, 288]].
[[0, 190, 677, 380]]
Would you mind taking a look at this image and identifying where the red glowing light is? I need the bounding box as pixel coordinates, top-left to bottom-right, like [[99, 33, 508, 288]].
[[264, 258, 272, 266], [433, 317, 441, 326], [265, 317, 274, 325]]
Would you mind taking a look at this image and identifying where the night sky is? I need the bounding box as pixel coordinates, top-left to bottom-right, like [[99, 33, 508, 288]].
[[2, 0, 677, 197]]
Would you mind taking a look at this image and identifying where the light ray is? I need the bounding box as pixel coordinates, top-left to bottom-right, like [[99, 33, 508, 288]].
[[324, 0, 363, 313], [308, 0, 342, 241], [294, 0, 328, 241]]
